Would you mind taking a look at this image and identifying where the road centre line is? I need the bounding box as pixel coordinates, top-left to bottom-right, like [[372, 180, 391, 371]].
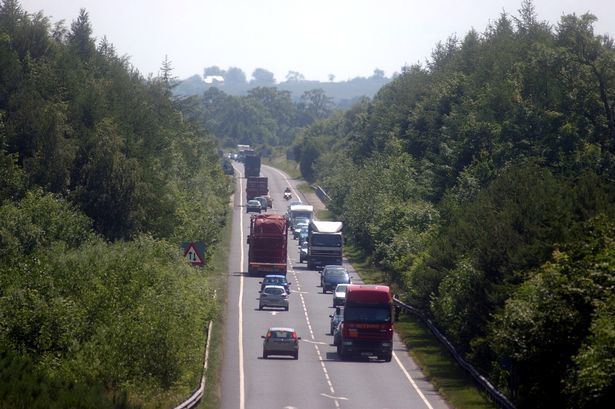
[[289, 261, 340, 409]]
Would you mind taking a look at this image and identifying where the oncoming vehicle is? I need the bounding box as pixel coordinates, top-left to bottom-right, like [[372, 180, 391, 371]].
[[338, 285, 393, 361], [329, 306, 343, 335], [298, 225, 308, 245], [292, 217, 309, 239], [259, 274, 291, 293], [246, 200, 262, 213], [299, 241, 308, 263], [333, 283, 350, 307], [262, 327, 301, 359], [321, 265, 351, 293], [258, 285, 289, 311]]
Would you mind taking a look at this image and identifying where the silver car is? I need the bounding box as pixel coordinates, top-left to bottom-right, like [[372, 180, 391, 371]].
[[333, 284, 350, 307], [259, 285, 289, 311], [329, 307, 343, 335], [262, 327, 301, 359]]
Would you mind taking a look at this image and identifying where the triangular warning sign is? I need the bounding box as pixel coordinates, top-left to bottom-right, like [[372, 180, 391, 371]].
[[184, 243, 203, 265]]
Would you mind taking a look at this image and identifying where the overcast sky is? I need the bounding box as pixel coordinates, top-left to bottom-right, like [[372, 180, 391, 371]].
[[19, 0, 615, 82]]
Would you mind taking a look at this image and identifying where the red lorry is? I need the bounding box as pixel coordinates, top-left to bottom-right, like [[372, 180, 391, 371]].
[[337, 285, 394, 361], [247, 214, 288, 276], [246, 176, 268, 200]]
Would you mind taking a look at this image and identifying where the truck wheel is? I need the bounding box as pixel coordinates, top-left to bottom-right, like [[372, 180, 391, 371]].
[[337, 345, 347, 360], [258, 304, 263, 310], [383, 352, 392, 362], [293, 352, 298, 360], [284, 306, 289, 311], [263, 352, 268, 359]]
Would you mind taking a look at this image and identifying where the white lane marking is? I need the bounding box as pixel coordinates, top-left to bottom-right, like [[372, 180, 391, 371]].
[[289, 260, 341, 409], [393, 352, 434, 409], [236, 166, 246, 409], [264, 165, 299, 199], [321, 393, 349, 401], [302, 339, 328, 345]]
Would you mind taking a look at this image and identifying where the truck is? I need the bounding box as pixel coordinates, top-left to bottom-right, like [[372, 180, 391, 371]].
[[337, 285, 393, 362], [246, 176, 268, 200], [247, 214, 288, 276], [307, 220, 343, 270], [287, 204, 314, 229], [244, 151, 261, 177]]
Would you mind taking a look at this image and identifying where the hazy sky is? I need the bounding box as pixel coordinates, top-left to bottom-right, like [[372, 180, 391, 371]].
[[19, 0, 615, 82]]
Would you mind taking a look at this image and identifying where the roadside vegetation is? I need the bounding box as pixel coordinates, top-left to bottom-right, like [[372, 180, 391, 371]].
[[292, 2, 615, 407], [0, 2, 230, 407]]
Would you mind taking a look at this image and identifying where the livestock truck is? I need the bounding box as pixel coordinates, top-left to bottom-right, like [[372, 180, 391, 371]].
[[247, 214, 288, 276], [307, 220, 343, 270], [244, 151, 261, 177], [246, 176, 268, 200], [338, 285, 393, 362]]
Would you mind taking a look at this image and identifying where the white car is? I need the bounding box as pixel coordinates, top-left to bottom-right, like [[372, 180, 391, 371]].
[[333, 284, 350, 307]]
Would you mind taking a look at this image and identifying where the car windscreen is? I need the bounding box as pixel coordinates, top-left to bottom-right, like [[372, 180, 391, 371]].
[[270, 331, 292, 338], [292, 211, 312, 220], [264, 287, 285, 295], [265, 278, 285, 285], [311, 233, 342, 247], [327, 271, 348, 280], [344, 306, 391, 323], [336, 286, 348, 293]]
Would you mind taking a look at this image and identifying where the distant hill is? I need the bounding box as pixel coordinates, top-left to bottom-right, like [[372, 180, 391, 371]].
[[173, 74, 391, 106]]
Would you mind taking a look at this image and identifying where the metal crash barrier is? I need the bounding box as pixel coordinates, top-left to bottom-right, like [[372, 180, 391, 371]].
[[392, 298, 515, 409]]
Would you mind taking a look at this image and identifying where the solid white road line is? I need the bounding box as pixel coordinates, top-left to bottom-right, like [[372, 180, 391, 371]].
[[393, 352, 434, 409], [237, 168, 246, 409], [264, 165, 300, 199]]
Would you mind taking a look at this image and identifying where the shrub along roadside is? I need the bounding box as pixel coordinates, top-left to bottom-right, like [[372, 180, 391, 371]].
[[346, 243, 496, 409]]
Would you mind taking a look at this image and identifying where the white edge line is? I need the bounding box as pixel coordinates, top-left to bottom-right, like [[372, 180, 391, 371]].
[[263, 165, 299, 199], [237, 168, 245, 409], [393, 352, 434, 409]]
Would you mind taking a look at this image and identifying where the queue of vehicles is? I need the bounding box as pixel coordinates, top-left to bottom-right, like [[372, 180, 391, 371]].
[[244, 178, 393, 362]]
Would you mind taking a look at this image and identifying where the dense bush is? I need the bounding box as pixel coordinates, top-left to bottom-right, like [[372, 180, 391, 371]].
[[0, 1, 229, 406], [300, 2, 615, 406]]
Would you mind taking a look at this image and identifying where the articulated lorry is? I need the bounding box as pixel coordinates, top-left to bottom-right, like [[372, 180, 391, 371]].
[[247, 214, 288, 276], [246, 176, 268, 200], [338, 285, 393, 362], [244, 151, 261, 177], [307, 220, 343, 270]]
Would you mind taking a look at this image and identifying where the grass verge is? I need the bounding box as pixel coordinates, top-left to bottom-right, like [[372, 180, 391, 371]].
[[345, 243, 497, 409], [199, 192, 234, 409], [263, 149, 301, 179], [315, 209, 333, 221]]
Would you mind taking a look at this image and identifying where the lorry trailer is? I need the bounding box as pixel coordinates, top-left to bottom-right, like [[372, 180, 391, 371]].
[[247, 214, 288, 276]]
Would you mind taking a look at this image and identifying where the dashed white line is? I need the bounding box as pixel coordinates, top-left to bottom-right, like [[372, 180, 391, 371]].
[[289, 260, 341, 409]]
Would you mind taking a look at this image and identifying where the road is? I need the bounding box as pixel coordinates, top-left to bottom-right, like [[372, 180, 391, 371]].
[[220, 163, 450, 409]]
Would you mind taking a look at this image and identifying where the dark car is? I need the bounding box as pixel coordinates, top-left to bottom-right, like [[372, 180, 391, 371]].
[[321, 266, 350, 293], [246, 200, 262, 213], [259, 274, 291, 293], [262, 327, 301, 359]]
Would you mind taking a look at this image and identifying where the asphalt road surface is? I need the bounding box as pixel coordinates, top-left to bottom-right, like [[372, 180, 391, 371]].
[[220, 163, 450, 409]]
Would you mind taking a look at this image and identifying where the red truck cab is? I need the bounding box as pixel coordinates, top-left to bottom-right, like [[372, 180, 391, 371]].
[[247, 214, 288, 276], [338, 285, 393, 361]]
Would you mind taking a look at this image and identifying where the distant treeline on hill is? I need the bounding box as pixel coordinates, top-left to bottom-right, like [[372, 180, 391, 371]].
[[173, 66, 391, 106]]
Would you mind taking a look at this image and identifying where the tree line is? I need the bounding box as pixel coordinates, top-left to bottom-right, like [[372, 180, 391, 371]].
[[0, 1, 229, 406], [293, 2, 614, 407], [177, 85, 335, 150]]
